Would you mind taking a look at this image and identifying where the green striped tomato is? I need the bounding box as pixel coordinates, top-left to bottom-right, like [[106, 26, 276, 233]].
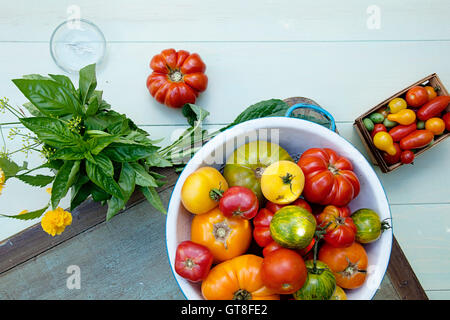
[[293, 260, 336, 300], [351, 208, 389, 244], [269, 206, 316, 249]]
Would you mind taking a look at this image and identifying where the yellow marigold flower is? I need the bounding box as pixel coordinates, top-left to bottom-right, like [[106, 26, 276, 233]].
[[46, 187, 52, 195], [0, 168, 5, 195], [19, 210, 28, 215], [41, 207, 72, 237]]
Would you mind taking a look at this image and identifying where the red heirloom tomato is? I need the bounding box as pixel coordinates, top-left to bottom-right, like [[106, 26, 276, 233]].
[[175, 241, 214, 282], [382, 143, 401, 165], [417, 96, 450, 121], [262, 239, 316, 257], [388, 123, 417, 142], [316, 205, 356, 248], [261, 248, 308, 294], [442, 112, 450, 131], [219, 186, 259, 220], [319, 242, 368, 289], [146, 48, 208, 108], [253, 208, 275, 247], [406, 86, 429, 108], [371, 124, 387, 139], [265, 198, 312, 214], [298, 148, 360, 207], [400, 150, 415, 164]]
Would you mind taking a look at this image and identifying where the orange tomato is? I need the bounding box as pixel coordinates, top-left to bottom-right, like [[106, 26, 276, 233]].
[[424, 86, 438, 101], [425, 117, 445, 135], [191, 207, 252, 263], [201, 254, 280, 300], [318, 242, 368, 289], [387, 109, 416, 125]]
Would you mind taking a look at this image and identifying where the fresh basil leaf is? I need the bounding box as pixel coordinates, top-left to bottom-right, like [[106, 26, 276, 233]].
[[87, 153, 114, 176], [91, 184, 112, 202], [86, 95, 99, 116], [141, 186, 166, 214], [223, 99, 290, 130], [12, 79, 82, 116], [145, 152, 172, 168], [79, 64, 97, 105], [86, 160, 123, 199], [130, 162, 158, 187], [70, 176, 91, 210], [182, 103, 210, 127], [0, 157, 27, 179], [23, 102, 46, 117], [1, 204, 49, 220], [85, 111, 125, 131], [20, 117, 83, 148], [51, 160, 79, 209], [16, 174, 54, 187], [149, 171, 167, 187], [48, 74, 77, 94], [87, 135, 118, 155], [51, 147, 86, 161], [107, 118, 132, 135], [103, 143, 159, 162], [106, 162, 136, 221]]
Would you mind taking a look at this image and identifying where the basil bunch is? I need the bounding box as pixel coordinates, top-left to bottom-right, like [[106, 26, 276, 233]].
[[6, 64, 169, 220]]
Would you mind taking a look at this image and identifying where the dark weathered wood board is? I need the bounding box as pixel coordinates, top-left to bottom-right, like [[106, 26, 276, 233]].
[[0, 167, 428, 300]]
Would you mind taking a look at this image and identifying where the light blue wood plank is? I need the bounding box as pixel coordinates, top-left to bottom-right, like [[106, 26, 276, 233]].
[[426, 290, 450, 300]]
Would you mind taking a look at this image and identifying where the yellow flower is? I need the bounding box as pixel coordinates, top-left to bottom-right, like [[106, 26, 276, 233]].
[[19, 210, 28, 215], [46, 187, 52, 195], [0, 168, 5, 195], [41, 207, 72, 236]]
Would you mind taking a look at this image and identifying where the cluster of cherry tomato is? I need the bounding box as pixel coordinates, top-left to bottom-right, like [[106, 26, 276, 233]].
[[174, 142, 390, 300], [363, 85, 450, 166]]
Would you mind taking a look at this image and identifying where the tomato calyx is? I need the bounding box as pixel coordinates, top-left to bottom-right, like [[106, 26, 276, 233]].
[[233, 289, 252, 300], [212, 221, 231, 249], [167, 67, 184, 83], [381, 218, 392, 232], [183, 258, 197, 270], [327, 164, 340, 175], [338, 257, 367, 278], [209, 182, 225, 201]]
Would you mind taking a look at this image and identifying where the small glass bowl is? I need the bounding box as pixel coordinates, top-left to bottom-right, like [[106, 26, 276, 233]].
[[50, 19, 106, 74]]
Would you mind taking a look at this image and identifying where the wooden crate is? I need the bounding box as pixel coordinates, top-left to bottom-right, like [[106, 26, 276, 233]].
[[354, 73, 450, 173]]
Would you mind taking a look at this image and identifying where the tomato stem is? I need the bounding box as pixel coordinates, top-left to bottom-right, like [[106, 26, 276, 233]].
[[233, 289, 252, 300], [168, 69, 183, 82]]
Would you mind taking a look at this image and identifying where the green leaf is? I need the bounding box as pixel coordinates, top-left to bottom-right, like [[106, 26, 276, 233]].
[[20, 117, 83, 149], [145, 152, 172, 168], [103, 143, 159, 162], [88, 153, 114, 176], [85, 111, 125, 131], [87, 135, 119, 155], [86, 95, 99, 116], [48, 74, 77, 94], [51, 147, 86, 161], [12, 79, 82, 116], [141, 186, 166, 214], [130, 162, 158, 187], [79, 64, 97, 105], [23, 102, 46, 117], [106, 162, 136, 221], [182, 104, 210, 127], [16, 174, 54, 187], [51, 160, 80, 209], [1, 205, 49, 220], [86, 160, 123, 200], [70, 175, 91, 210], [223, 99, 290, 130], [91, 184, 112, 202], [0, 157, 26, 179]]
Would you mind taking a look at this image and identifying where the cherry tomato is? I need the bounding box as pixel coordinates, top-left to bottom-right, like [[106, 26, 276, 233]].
[[318, 242, 368, 289], [399, 130, 434, 150], [371, 123, 387, 139], [316, 205, 356, 248], [175, 241, 214, 282], [261, 248, 308, 294], [425, 117, 446, 135], [400, 150, 415, 164], [262, 238, 315, 258], [388, 97, 407, 113], [443, 112, 450, 131], [424, 86, 438, 101], [382, 143, 401, 165], [219, 186, 259, 219], [406, 86, 429, 108], [253, 208, 275, 247]]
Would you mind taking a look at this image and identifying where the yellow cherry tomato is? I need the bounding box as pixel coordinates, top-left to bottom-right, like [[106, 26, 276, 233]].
[[330, 286, 347, 300], [373, 132, 397, 155], [425, 117, 445, 135], [387, 109, 416, 125], [181, 166, 229, 215], [424, 86, 438, 101], [261, 160, 305, 204], [388, 98, 407, 114]]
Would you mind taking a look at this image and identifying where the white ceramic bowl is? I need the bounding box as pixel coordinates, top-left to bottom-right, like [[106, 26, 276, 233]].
[[166, 117, 392, 300]]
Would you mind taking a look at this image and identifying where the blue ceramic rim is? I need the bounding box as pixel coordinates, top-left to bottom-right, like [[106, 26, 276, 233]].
[[285, 103, 336, 132]]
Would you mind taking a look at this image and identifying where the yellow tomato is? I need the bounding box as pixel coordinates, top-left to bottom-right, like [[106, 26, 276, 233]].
[[425, 117, 445, 135], [261, 160, 305, 204], [387, 109, 416, 125], [388, 98, 407, 114], [191, 207, 252, 263], [330, 286, 347, 300], [373, 132, 397, 155], [181, 166, 228, 214]]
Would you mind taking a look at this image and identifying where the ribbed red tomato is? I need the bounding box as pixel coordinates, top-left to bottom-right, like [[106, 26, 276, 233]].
[[146, 48, 208, 108], [316, 205, 356, 248], [297, 148, 360, 207]]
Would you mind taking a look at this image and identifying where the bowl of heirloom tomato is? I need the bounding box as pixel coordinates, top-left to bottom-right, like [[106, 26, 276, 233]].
[[166, 117, 392, 300]]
